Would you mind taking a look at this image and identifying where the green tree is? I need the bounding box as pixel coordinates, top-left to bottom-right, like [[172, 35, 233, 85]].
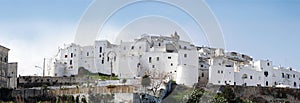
[[141, 75, 151, 92], [209, 95, 228, 103], [122, 78, 127, 85], [186, 89, 205, 103], [220, 86, 235, 102]]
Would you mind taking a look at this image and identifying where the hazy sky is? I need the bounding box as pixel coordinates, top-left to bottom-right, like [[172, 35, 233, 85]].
[[0, 0, 299, 75]]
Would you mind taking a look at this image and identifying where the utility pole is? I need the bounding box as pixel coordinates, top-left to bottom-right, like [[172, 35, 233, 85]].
[[43, 58, 45, 77]]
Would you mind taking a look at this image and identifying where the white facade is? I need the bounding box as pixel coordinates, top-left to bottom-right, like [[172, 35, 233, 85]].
[[201, 47, 300, 89], [47, 33, 300, 89], [47, 33, 199, 87]]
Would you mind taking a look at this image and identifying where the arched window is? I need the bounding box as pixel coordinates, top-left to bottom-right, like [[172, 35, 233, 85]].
[[242, 74, 248, 79]]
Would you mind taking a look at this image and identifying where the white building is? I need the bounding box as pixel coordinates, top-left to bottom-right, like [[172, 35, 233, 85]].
[[47, 33, 300, 89], [198, 47, 300, 89], [47, 33, 199, 87]]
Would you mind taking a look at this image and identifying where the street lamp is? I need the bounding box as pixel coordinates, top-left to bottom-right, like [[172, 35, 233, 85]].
[[35, 58, 46, 77]]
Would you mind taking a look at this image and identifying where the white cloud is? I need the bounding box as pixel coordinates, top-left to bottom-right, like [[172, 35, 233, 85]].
[[0, 21, 75, 76]]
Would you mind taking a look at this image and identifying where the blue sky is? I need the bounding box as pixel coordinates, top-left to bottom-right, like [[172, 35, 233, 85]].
[[0, 0, 299, 75]]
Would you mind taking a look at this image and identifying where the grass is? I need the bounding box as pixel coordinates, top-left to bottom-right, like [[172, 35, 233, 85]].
[[90, 75, 119, 80]]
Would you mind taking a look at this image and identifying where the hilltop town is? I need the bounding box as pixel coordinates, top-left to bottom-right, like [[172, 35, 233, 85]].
[[1, 32, 300, 102]]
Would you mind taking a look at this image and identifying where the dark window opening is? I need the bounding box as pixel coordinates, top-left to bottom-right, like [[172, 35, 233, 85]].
[[149, 57, 152, 63], [87, 52, 89, 56], [267, 62, 270, 66], [266, 81, 268, 86], [184, 54, 187, 58], [171, 63, 173, 66], [152, 65, 155, 68], [201, 73, 204, 77], [282, 73, 285, 78], [158, 43, 161, 46], [100, 47, 102, 53], [294, 82, 297, 87], [65, 55, 67, 58], [156, 57, 159, 61], [101, 60, 104, 64], [168, 57, 171, 59], [201, 65, 204, 67], [131, 46, 134, 50], [264, 71, 269, 77], [70, 60, 72, 65], [293, 74, 295, 78], [250, 76, 253, 79], [71, 53, 73, 58], [137, 63, 140, 68]]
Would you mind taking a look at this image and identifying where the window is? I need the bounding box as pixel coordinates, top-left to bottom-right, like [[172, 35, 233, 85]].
[[201, 73, 204, 77], [218, 81, 220, 83], [221, 70, 223, 74], [267, 62, 270, 66], [87, 52, 89, 56], [171, 63, 173, 66], [294, 82, 297, 87], [282, 73, 285, 78], [149, 57, 152, 63], [156, 57, 159, 61], [217, 70, 220, 74], [107, 57, 109, 62], [65, 55, 68, 58], [100, 47, 102, 53], [70, 60, 72, 65], [266, 81, 268, 86], [184, 46, 187, 49], [152, 65, 155, 68], [264, 71, 269, 77], [201, 65, 204, 67], [293, 74, 295, 78], [168, 57, 171, 59], [287, 74, 290, 79], [71, 53, 73, 58], [137, 63, 140, 68], [131, 46, 134, 50], [250, 76, 253, 79], [158, 43, 161, 46], [101, 60, 104, 64], [184, 54, 187, 58]]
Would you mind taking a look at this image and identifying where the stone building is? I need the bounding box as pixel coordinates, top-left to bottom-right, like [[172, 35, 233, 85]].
[[0, 45, 18, 88]]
